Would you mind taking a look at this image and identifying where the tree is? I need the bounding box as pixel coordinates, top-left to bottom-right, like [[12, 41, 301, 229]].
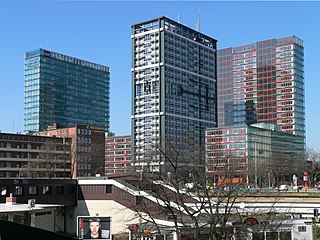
[[89, 142, 105, 176], [20, 140, 71, 179], [39, 141, 60, 178], [306, 147, 320, 185], [126, 145, 289, 240], [75, 141, 105, 177]]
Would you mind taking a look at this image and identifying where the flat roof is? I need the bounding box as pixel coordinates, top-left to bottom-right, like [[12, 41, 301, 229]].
[[0, 203, 62, 213]]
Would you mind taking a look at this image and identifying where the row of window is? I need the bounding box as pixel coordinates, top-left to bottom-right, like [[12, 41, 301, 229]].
[[1, 185, 65, 196]]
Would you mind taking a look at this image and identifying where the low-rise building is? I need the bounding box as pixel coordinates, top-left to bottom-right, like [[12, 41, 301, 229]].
[[105, 135, 131, 175], [73, 176, 319, 240], [0, 176, 318, 240], [0, 178, 77, 235], [206, 123, 305, 187], [32, 124, 105, 178], [0, 132, 71, 178]]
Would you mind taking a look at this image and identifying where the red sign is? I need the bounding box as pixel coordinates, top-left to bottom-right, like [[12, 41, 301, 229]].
[[244, 218, 258, 225]]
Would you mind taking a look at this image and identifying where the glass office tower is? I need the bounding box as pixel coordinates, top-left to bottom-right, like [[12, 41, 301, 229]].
[[131, 17, 217, 170], [217, 36, 305, 138], [24, 49, 110, 132], [206, 123, 305, 186]]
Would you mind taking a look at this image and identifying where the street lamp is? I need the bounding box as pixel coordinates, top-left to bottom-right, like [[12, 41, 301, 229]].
[[268, 170, 273, 190], [314, 171, 320, 182], [94, 166, 104, 177], [253, 138, 263, 188], [18, 164, 28, 178], [254, 141, 257, 188]]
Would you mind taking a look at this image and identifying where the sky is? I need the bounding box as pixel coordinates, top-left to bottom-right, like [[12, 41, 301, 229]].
[[0, 1, 319, 150]]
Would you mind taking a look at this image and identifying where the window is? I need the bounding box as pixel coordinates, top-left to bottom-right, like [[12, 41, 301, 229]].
[[136, 196, 142, 205], [42, 186, 52, 195], [106, 185, 112, 194], [252, 232, 264, 240], [1, 187, 7, 196], [15, 186, 24, 195], [266, 232, 278, 240], [298, 226, 306, 232], [279, 231, 291, 239], [56, 186, 64, 194], [29, 186, 38, 195]]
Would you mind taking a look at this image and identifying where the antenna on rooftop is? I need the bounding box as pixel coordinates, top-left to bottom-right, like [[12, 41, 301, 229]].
[[177, 13, 180, 23], [196, 13, 200, 32], [12, 121, 15, 133]]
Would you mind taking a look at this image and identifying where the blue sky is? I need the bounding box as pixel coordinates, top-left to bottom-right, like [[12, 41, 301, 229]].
[[0, 1, 319, 150]]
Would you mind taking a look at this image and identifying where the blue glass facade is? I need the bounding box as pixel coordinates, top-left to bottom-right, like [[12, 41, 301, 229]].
[[24, 49, 110, 132]]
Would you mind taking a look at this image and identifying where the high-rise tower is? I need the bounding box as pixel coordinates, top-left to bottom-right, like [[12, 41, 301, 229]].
[[24, 48, 110, 132], [217, 36, 305, 137], [131, 17, 218, 170]]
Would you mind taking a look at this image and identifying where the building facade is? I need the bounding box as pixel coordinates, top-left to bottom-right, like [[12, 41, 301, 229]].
[[105, 135, 131, 175], [75, 178, 317, 240], [206, 123, 305, 186], [0, 178, 77, 236], [24, 48, 110, 132], [32, 124, 105, 178], [131, 17, 217, 170], [0, 132, 71, 178], [217, 36, 305, 137]]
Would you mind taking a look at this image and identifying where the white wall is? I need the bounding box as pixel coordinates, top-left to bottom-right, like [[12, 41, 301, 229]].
[[67, 200, 139, 237], [292, 221, 313, 240]]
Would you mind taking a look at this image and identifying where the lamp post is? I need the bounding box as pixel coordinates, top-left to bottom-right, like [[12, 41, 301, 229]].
[[314, 171, 320, 182], [254, 141, 258, 189], [94, 166, 104, 177], [18, 164, 28, 178], [268, 170, 273, 190]]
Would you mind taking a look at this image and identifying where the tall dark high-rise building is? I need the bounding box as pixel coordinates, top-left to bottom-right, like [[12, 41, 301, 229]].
[[217, 36, 305, 137], [131, 17, 218, 170], [24, 48, 110, 132]]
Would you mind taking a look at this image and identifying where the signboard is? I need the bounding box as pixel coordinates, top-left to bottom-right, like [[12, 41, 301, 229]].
[[233, 218, 258, 226], [77, 216, 111, 239]]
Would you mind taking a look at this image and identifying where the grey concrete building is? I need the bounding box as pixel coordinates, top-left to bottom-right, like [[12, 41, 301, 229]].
[[131, 17, 218, 170]]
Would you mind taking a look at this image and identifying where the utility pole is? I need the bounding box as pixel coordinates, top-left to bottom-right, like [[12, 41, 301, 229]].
[[254, 141, 258, 188]]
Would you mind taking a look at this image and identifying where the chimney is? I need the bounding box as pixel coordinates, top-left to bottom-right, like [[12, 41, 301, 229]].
[[6, 193, 16, 205]]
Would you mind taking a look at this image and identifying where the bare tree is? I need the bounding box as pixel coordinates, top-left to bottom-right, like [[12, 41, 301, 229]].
[[39, 140, 71, 178], [89, 142, 105, 176], [20, 140, 71, 179], [126, 144, 289, 240], [304, 147, 320, 186], [75, 141, 105, 177]]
